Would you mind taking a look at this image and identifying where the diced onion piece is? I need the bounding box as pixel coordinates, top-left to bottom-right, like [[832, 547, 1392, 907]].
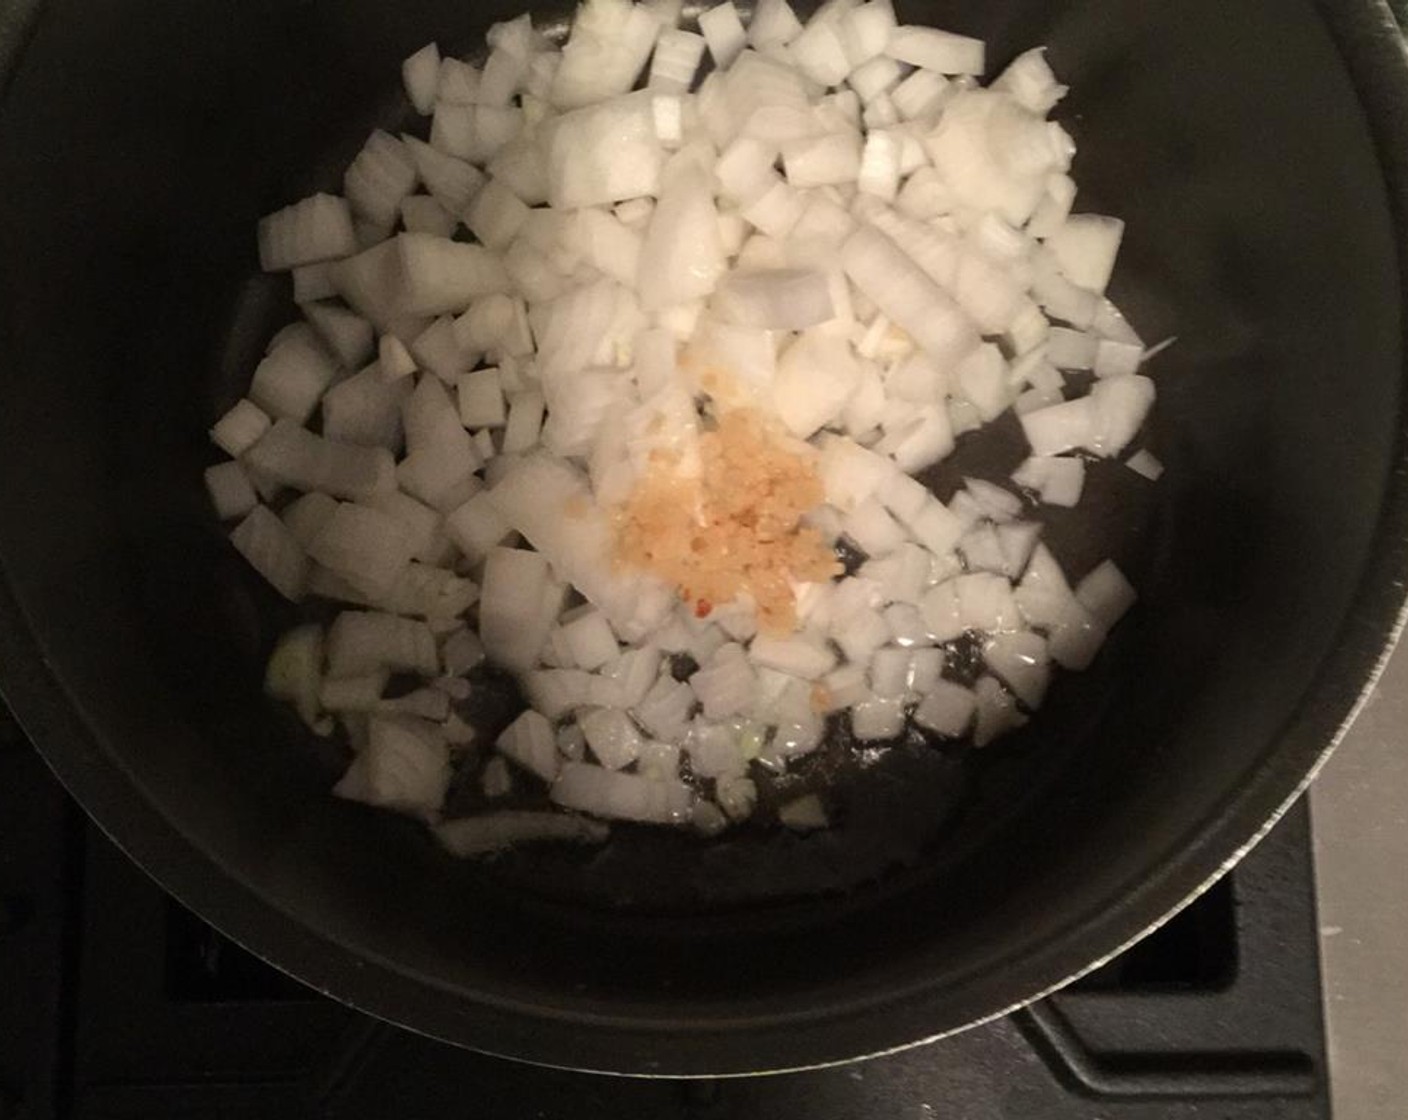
[[749, 0, 803, 47], [378, 563, 479, 620], [1088, 374, 1155, 457], [524, 668, 593, 721], [257, 193, 357, 272], [1126, 449, 1163, 480], [955, 343, 1010, 422], [842, 2, 899, 69], [332, 234, 509, 328], [333, 715, 450, 821], [686, 645, 755, 720], [841, 226, 978, 369], [1048, 214, 1124, 294], [892, 69, 949, 120], [444, 494, 509, 565], [560, 608, 620, 671], [740, 179, 806, 239], [403, 135, 486, 215], [637, 162, 725, 309], [327, 611, 438, 678], [1019, 397, 1097, 457], [1076, 559, 1137, 628], [264, 623, 327, 732], [1012, 455, 1086, 508], [1047, 326, 1097, 371], [479, 547, 555, 673], [914, 678, 976, 736], [319, 672, 388, 713], [402, 43, 442, 115], [292, 262, 337, 304], [783, 132, 863, 189], [322, 366, 409, 450], [964, 478, 1024, 522], [458, 367, 507, 428], [551, 0, 660, 109], [545, 91, 663, 210], [249, 326, 338, 424], [436, 57, 481, 105], [790, 18, 853, 87], [466, 179, 530, 250], [551, 761, 693, 824], [210, 399, 271, 458], [817, 433, 898, 511], [904, 497, 965, 556], [856, 129, 902, 202], [955, 572, 1020, 631], [843, 497, 907, 557], [994, 47, 1066, 114], [1094, 337, 1143, 379], [970, 675, 1025, 746], [885, 26, 984, 75], [748, 634, 836, 680], [716, 137, 782, 205], [712, 267, 834, 330], [772, 328, 862, 438], [442, 628, 487, 677], [579, 707, 645, 770], [982, 630, 1050, 707], [205, 461, 258, 521], [345, 131, 418, 228], [502, 389, 546, 453], [231, 505, 309, 601], [1012, 544, 1076, 627], [305, 302, 375, 370], [650, 28, 706, 91], [497, 709, 561, 781], [778, 792, 829, 830], [698, 2, 747, 68]]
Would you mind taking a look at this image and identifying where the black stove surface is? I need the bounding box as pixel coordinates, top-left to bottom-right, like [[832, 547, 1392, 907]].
[[0, 709, 1330, 1119]]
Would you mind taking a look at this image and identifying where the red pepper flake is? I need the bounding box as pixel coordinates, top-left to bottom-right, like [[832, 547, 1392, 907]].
[[694, 598, 713, 618]]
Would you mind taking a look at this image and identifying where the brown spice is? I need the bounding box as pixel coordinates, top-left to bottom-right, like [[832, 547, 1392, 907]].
[[613, 408, 840, 634]]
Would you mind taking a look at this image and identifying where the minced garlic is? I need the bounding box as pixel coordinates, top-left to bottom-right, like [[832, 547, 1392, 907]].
[[613, 408, 840, 635]]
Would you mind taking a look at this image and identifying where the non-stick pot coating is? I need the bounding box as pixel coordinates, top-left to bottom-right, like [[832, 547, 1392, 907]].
[[0, 0, 1404, 1076]]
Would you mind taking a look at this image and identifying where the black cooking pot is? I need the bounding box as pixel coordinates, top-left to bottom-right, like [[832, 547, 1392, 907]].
[[1, 0, 1406, 1077]]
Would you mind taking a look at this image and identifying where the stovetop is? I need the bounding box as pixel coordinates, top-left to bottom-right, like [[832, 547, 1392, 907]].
[[0, 705, 1330, 1120]]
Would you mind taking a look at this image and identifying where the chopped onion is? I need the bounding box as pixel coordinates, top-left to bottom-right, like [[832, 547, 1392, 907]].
[[479, 547, 556, 673], [913, 678, 976, 737], [638, 161, 725, 309], [1076, 559, 1137, 628], [841, 225, 978, 368], [345, 131, 417, 228], [551, 761, 693, 823], [885, 26, 984, 75], [257, 194, 357, 272], [497, 709, 562, 781], [230, 5, 1161, 851], [1125, 448, 1163, 480], [402, 43, 442, 116], [249, 325, 339, 425], [205, 461, 258, 522], [982, 630, 1050, 707], [713, 267, 834, 330], [334, 715, 450, 821], [698, 1, 746, 68], [1048, 214, 1125, 295]]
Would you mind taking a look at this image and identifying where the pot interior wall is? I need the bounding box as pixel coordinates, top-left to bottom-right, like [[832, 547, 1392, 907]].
[[0, 0, 1399, 1073]]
